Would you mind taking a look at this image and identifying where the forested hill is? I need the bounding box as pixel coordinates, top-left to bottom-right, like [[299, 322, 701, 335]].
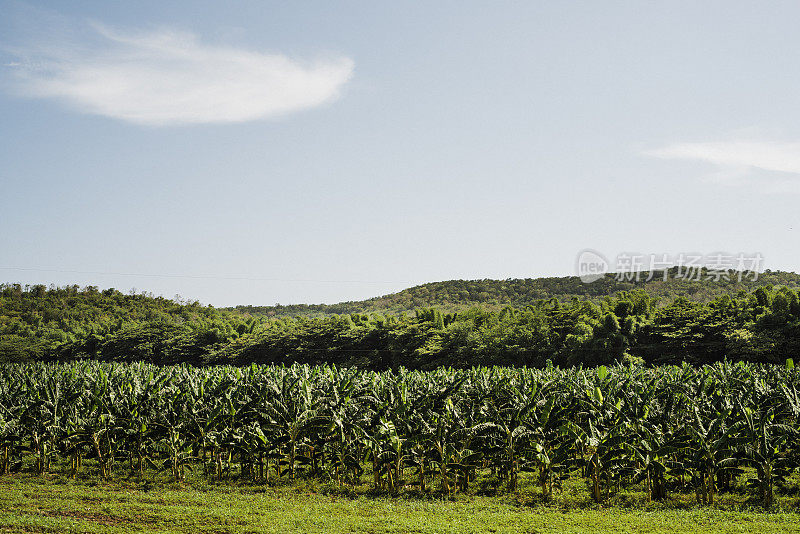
[[3, 271, 800, 368], [232, 269, 800, 317], [0, 284, 257, 363]]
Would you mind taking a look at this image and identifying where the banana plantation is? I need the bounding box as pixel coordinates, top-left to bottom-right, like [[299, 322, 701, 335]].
[[1, 360, 799, 508]]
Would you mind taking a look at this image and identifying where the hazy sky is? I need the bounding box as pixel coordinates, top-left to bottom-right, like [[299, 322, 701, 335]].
[[2, 1, 799, 307]]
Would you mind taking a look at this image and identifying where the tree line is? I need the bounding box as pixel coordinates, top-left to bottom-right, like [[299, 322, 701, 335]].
[[2, 281, 799, 368]]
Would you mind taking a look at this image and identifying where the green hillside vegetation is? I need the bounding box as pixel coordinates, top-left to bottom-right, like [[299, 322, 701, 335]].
[[211, 284, 800, 369], [0, 284, 257, 364], [2, 274, 800, 368], [233, 268, 800, 317]]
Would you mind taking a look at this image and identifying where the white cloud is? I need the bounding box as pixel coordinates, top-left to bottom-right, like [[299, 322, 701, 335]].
[[5, 24, 354, 126], [646, 140, 800, 175], [645, 139, 800, 193]]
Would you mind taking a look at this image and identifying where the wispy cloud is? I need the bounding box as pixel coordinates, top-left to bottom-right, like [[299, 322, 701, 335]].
[[645, 139, 800, 193], [4, 23, 354, 126], [647, 140, 800, 174]]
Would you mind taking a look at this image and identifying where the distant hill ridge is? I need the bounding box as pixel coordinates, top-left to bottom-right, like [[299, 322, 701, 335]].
[[231, 268, 800, 317]]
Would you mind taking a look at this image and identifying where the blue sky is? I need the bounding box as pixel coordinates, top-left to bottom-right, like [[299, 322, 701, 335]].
[[1, 1, 799, 306]]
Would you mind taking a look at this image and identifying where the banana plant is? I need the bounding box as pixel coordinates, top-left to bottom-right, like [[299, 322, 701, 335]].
[[732, 402, 797, 507], [525, 393, 572, 501], [684, 404, 737, 505], [263, 372, 330, 480], [0, 372, 24, 475], [563, 370, 629, 503], [475, 381, 541, 492], [324, 373, 373, 486]]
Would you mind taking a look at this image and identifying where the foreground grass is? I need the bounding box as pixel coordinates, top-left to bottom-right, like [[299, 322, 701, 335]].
[[2, 474, 800, 534]]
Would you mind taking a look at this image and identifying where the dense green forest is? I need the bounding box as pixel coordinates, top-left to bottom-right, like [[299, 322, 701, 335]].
[[2, 273, 799, 368], [0, 284, 257, 364], [233, 269, 800, 317]]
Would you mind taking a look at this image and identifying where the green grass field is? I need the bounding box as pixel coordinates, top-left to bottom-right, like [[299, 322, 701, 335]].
[[3, 472, 800, 534]]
